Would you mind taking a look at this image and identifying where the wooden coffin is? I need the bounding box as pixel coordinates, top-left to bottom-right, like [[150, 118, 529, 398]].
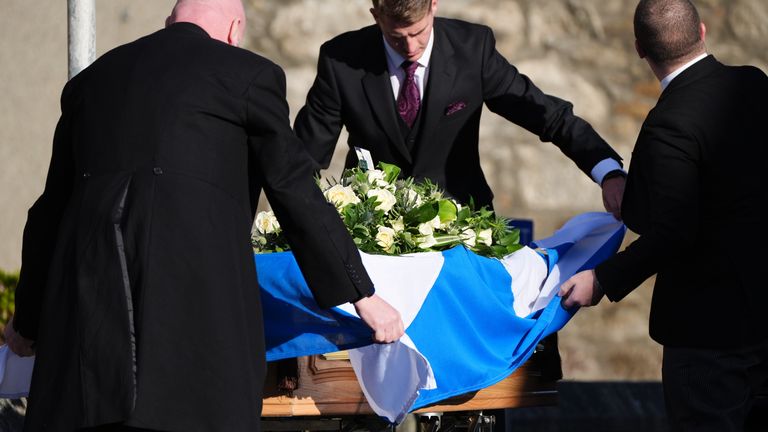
[[261, 350, 558, 417]]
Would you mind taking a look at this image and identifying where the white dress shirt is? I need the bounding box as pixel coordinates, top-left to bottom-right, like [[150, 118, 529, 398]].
[[383, 30, 434, 101]]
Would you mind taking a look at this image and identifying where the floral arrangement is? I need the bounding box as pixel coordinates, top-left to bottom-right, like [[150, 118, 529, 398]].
[[252, 163, 522, 259]]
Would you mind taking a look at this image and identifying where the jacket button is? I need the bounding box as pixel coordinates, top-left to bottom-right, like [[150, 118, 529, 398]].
[[153, 167, 163, 175]]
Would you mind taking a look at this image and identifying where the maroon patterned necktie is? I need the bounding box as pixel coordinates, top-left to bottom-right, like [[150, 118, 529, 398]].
[[397, 61, 421, 128]]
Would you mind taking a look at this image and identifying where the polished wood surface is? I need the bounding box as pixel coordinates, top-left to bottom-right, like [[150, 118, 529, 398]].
[[261, 353, 557, 417]]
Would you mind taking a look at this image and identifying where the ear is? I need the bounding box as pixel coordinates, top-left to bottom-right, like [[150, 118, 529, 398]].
[[165, 16, 172, 28], [227, 18, 242, 47], [634, 40, 646, 59], [370, 7, 379, 23], [699, 22, 707, 43], [431, 0, 439, 14]]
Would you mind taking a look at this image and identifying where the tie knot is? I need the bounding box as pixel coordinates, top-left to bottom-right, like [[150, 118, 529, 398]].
[[401, 61, 419, 76]]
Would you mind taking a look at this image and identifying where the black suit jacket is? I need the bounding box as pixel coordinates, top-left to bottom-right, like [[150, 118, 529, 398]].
[[295, 17, 621, 209], [14, 23, 373, 432], [596, 56, 768, 349]]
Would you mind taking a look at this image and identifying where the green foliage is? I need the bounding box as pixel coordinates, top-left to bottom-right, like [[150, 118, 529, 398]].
[[0, 269, 19, 328], [252, 163, 522, 259]]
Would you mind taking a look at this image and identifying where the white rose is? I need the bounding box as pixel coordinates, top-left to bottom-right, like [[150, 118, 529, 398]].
[[255, 211, 280, 234], [366, 169, 390, 188], [477, 228, 493, 247], [324, 184, 360, 208], [367, 188, 397, 213], [390, 216, 405, 233], [461, 228, 476, 247], [405, 189, 422, 206], [428, 215, 443, 230], [418, 222, 434, 236], [375, 226, 396, 252], [418, 234, 437, 249]]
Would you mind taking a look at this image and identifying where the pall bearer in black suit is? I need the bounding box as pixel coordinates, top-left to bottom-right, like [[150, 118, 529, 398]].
[[294, 0, 627, 217], [3, 0, 404, 431], [560, 0, 768, 430]]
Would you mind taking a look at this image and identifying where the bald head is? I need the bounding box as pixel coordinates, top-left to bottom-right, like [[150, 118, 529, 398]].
[[167, 0, 246, 46], [634, 0, 705, 68]]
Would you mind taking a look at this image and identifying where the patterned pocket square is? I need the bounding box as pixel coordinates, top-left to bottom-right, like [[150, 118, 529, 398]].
[[445, 101, 467, 116]]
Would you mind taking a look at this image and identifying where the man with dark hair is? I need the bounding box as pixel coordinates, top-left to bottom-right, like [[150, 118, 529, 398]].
[[633, 0, 705, 65], [560, 1, 768, 430], [3, 0, 403, 430]]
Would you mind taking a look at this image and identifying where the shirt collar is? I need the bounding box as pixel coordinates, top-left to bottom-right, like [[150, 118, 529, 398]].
[[383, 27, 435, 70], [660, 53, 708, 91]]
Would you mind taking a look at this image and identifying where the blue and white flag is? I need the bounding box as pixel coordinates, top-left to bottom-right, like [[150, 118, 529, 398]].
[[0, 344, 35, 399], [257, 212, 625, 423], [0, 212, 624, 423]]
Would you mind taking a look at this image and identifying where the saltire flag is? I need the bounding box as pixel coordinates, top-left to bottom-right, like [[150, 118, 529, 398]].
[[0, 212, 624, 424], [257, 212, 625, 423], [0, 344, 34, 399]]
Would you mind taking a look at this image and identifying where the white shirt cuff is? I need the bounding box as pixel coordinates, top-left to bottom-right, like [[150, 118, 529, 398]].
[[591, 158, 624, 185]]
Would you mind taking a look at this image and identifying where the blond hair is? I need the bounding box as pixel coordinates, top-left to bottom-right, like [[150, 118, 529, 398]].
[[371, 0, 432, 24]]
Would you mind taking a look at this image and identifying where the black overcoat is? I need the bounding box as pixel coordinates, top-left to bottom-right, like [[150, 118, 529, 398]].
[[14, 23, 374, 432]]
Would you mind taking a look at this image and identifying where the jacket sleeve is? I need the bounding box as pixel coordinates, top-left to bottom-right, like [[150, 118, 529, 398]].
[[14, 82, 77, 340], [293, 43, 345, 170], [479, 26, 622, 177], [246, 62, 374, 308], [596, 116, 700, 302]]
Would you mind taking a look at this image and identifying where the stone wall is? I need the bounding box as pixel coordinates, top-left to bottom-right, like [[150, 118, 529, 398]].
[[1, 0, 766, 380], [0, 0, 177, 271]]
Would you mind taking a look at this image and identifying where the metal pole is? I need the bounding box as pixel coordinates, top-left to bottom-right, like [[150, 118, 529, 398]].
[[68, 0, 96, 79]]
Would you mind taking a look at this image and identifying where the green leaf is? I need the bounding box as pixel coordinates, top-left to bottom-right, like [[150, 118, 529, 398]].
[[378, 162, 401, 183], [404, 202, 439, 225], [497, 228, 520, 246], [456, 206, 471, 223], [490, 245, 508, 259], [437, 199, 458, 224]]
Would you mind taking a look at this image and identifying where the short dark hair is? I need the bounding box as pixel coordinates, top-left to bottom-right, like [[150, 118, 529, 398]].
[[371, 0, 432, 24], [634, 0, 704, 66]]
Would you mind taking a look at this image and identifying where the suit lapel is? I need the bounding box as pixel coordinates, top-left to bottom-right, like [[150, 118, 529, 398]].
[[418, 21, 457, 155], [362, 39, 413, 163]]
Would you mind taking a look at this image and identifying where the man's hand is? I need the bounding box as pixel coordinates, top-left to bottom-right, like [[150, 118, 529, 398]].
[[559, 270, 604, 309], [3, 316, 35, 357], [354, 294, 404, 344], [601, 175, 626, 221]]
